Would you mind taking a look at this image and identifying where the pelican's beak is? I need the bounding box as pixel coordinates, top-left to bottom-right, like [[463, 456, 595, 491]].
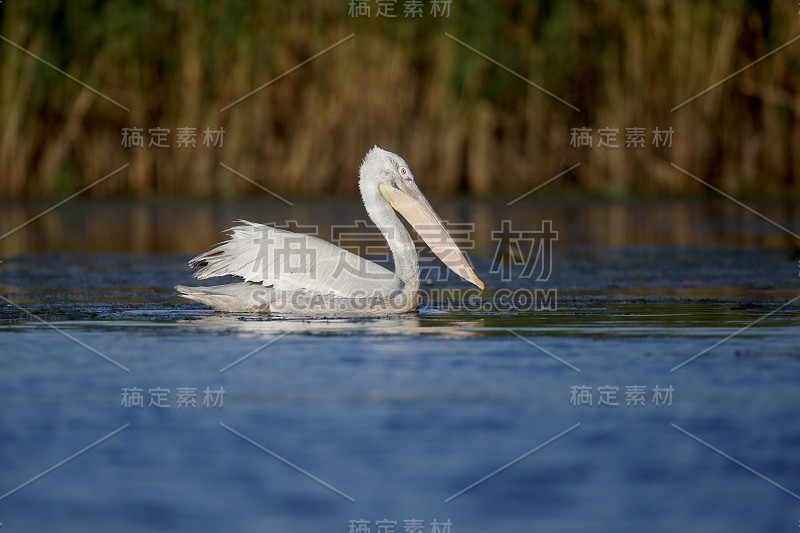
[[379, 180, 484, 290]]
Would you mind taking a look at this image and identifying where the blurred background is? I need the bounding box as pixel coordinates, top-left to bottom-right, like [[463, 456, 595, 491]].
[[1, 0, 799, 199]]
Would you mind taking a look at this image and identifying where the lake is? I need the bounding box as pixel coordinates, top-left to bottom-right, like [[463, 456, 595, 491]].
[[0, 197, 798, 532]]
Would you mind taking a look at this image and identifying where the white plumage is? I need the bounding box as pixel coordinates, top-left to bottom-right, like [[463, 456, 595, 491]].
[[177, 146, 483, 315]]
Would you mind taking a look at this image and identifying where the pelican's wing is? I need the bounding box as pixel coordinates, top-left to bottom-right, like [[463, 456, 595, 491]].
[[189, 221, 400, 298]]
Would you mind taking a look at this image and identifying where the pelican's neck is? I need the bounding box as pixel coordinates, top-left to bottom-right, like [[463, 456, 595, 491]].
[[359, 178, 420, 297]]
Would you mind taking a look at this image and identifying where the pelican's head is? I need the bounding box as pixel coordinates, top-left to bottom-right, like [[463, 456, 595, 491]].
[[358, 146, 484, 290]]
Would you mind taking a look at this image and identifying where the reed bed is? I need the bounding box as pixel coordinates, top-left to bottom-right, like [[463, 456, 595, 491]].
[[0, 0, 798, 198]]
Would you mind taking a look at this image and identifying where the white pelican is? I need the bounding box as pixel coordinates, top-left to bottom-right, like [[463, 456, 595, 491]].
[[176, 146, 484, 315]]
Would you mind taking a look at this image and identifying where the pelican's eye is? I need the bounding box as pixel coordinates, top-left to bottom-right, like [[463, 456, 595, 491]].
[[399, 166, 411, 180]]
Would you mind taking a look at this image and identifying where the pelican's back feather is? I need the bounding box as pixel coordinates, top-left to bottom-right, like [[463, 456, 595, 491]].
[[188, 221, 400, 298]]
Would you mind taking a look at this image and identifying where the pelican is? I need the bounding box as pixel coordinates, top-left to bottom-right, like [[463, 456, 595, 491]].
[[176, 146, 484, 315]]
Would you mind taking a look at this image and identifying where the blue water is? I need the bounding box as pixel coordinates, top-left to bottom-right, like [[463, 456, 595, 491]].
[[0, 199, 799, 532]]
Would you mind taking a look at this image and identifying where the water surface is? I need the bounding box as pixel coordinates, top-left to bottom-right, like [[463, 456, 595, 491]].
[[0, 198, 798, 532]]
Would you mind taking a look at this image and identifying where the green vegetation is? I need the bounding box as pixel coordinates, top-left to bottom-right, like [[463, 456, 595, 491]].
[[0, 0, 798, 197]]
